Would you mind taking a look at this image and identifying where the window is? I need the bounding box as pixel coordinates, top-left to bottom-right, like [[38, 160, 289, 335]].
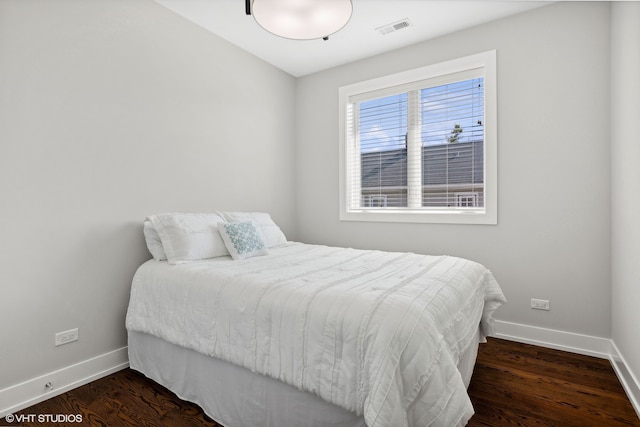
[[339, 51, 497, 224], [455, 192, 480, 207], [363, 195, 388, 208]]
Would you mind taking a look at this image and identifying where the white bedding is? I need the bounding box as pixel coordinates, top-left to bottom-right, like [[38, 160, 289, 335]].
[[126, 242, 506, 427]]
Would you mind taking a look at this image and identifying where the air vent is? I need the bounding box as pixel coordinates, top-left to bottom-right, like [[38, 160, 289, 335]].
[[377, 18, 412, 35]]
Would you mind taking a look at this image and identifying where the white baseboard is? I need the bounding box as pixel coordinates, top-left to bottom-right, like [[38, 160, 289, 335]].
[[494, 320, 640, 418], [494, 320, 613, 358], [610, 341, 640, 419], [0, 347, 129, 419]]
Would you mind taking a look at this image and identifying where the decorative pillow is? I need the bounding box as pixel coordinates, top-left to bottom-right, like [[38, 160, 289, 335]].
[[148, 213, 229, 264], [218, 212, 287, 248], [218, 221, 269, 260], [143, 219, 167, 260]]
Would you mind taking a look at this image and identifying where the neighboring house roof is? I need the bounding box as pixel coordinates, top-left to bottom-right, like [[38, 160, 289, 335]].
[[361, 140, 483, 188]]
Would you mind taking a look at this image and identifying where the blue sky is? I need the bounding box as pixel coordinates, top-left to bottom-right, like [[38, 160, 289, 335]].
[[359, 78, 484, 152]]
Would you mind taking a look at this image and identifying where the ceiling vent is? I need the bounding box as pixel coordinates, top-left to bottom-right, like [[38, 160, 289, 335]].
[[377, 18, 412, 35]]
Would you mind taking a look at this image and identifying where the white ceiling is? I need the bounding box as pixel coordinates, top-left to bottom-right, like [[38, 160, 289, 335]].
[[155, 0, 551, 77]]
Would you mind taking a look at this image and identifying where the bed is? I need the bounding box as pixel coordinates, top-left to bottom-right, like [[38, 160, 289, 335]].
[[126, 212, 506, 427]]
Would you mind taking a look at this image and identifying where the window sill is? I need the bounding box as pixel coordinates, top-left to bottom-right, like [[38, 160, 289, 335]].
[[340, 209, 497, 225]]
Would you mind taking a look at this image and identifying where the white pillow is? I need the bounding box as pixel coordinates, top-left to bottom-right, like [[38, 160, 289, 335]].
[[143, 219, 167, 260], [218, 212, 287, 248], [148, 213, 229, 264], [218, 221, 269, 260]]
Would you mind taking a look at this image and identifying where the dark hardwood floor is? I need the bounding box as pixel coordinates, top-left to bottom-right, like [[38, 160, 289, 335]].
[[3, 338, 639, 426], [467, 338, 639, 427]]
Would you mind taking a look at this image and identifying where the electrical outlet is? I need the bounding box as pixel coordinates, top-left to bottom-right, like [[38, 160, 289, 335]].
[[55, 328, 78, 346], [531, 299, 550, 311]]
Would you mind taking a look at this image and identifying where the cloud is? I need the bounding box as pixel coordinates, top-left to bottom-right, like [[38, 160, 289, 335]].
[[360, 124, 404, 153]]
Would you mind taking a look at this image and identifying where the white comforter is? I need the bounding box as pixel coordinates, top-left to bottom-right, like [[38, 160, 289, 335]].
[[126, 242, 506, 427]]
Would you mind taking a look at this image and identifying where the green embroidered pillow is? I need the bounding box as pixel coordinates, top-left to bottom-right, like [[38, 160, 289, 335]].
[[218, 221, 269, 260]]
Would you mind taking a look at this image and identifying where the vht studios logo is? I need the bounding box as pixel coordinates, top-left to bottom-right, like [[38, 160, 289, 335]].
[[5, 413, 83, 423]]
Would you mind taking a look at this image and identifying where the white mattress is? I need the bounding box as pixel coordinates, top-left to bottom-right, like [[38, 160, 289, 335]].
[[126, 242, 506, 427]]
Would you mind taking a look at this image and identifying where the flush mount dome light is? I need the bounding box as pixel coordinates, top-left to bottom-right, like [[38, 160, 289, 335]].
[[248, 0, 353, 40]]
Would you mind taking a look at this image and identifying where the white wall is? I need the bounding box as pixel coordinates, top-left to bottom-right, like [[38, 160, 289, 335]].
[[295, 2, 612, 338], [611, 1, 640, 396], [0, 0, 296, 389]]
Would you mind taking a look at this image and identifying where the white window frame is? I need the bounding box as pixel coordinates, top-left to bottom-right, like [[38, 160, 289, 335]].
[[338, 50, 497, 225]]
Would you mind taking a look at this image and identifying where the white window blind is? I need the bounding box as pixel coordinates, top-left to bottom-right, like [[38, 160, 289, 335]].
[[339, 51, 497, 224]]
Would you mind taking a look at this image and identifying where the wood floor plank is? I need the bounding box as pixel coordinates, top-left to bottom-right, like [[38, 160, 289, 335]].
[[3, 338, 638, 426]]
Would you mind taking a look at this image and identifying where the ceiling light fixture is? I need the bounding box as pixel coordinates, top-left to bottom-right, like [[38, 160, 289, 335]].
[[246, 0, 353, 41]]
